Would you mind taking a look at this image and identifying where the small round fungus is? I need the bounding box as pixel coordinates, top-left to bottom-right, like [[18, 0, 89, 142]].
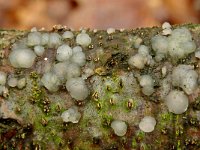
[[0, 71, 7, 85], [128, 54, 147, 69], [162, 28, 172, 36], [133, 36, 143, 49], [9, 49, 36, 68], [48, 33, 62, 48], [172, 65, 198, 94], [66, 77, 89, 101], [162, 22, 171, 29], [107, 28, 115, 34], [132, 36, 142, 48], [56, 44, 73, 61], [151, 35, 168, 57], [31, 27, 37, 32], [66, 63, 81, 79], [168, 28, 196, 59], [139, 75, 154, 96], [27, 32, 41, 46], [62, 31, 74, 39], [139, 75, 154, 87], [76, 32, 91, 46], [41, 33, 49, 45], [111, 120, 127, 136], [17, 78, 26, 89], [72, 46, 82, 54], [142, 86, 155, 96], [12, 38, 28, 50], [8, 77, 18, 87], [165, 90, 189, 114], [61, 106, 81, 123], [138, 45, 149, 56], [41, 72, 60, 92], [52, 62, 69, 82], [139, 116, 156, 133], [34, 45, 45, 56], [70, 51, 86, 67]]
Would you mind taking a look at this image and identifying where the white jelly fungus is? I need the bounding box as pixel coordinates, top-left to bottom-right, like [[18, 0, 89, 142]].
[[139, 116, 156, 133], [8, 77, 18, 87], [66, 77, 89, 101], [48, 33, 62, 48], [62, 31, 74, 39], [27, 32, 41, 46], [70, 51, 86, 67], [165, 90, 189, 114], [76, 32, 91, 46], [9, 49, 36, 68], [41, 72, 60, 92], [111, 120, 127, 136], [172, 65, 198, 94], [61, 106, 81, 123], [56, 44, 73, 61], [34, 45, 45, 56]]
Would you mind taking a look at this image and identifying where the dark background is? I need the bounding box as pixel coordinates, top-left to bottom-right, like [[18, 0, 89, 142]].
[[0, 0, 200, 30]]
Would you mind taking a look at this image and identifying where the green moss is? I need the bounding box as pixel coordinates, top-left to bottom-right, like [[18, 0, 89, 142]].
[[140, 142, 151, 150], [33, 112, 64, 148], [177, 140, 182, 150], [101, 114, 113, 128], [136, 131, 145, 141], [131, 138, 137, 148], [158, 112, 173, 129], [175, 115, 184, 137], [29, 72, 50, 114]]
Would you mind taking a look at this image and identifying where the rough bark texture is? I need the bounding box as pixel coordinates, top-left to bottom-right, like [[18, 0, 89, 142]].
[[0, 24, 200, 150]]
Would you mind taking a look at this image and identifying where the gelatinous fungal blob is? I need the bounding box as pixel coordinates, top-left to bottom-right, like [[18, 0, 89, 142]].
[[111, 120, 127, 136], [139, 116, 156, 133]]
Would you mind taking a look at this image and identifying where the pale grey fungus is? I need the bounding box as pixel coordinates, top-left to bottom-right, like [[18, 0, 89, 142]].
[[139, 116, 156, 133], [56, 44, 73, 61], [172, 65, 198, 94], [34, 45, 45, 56], [48, 33, 62, 48], [62, 31, 74, 39], [17, 78, 26, 89], [66, 77, 89, 101], [76, 32, 91, 46], [70, 51, 86, 67], [8, 77, 18, 88], [9, 49, 36, 68], [41, 72, 60, 92], [61, 106, 81, 123], [165, 90, 189, 114], [111, 120, 127, 136], [27, 32, 42, 46]]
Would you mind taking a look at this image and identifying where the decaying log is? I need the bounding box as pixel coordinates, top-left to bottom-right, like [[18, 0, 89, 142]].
[[0, 24, 200, 150]]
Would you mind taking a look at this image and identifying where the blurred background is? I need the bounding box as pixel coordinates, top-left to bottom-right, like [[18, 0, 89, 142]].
[[0, 0, 200, 30]]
